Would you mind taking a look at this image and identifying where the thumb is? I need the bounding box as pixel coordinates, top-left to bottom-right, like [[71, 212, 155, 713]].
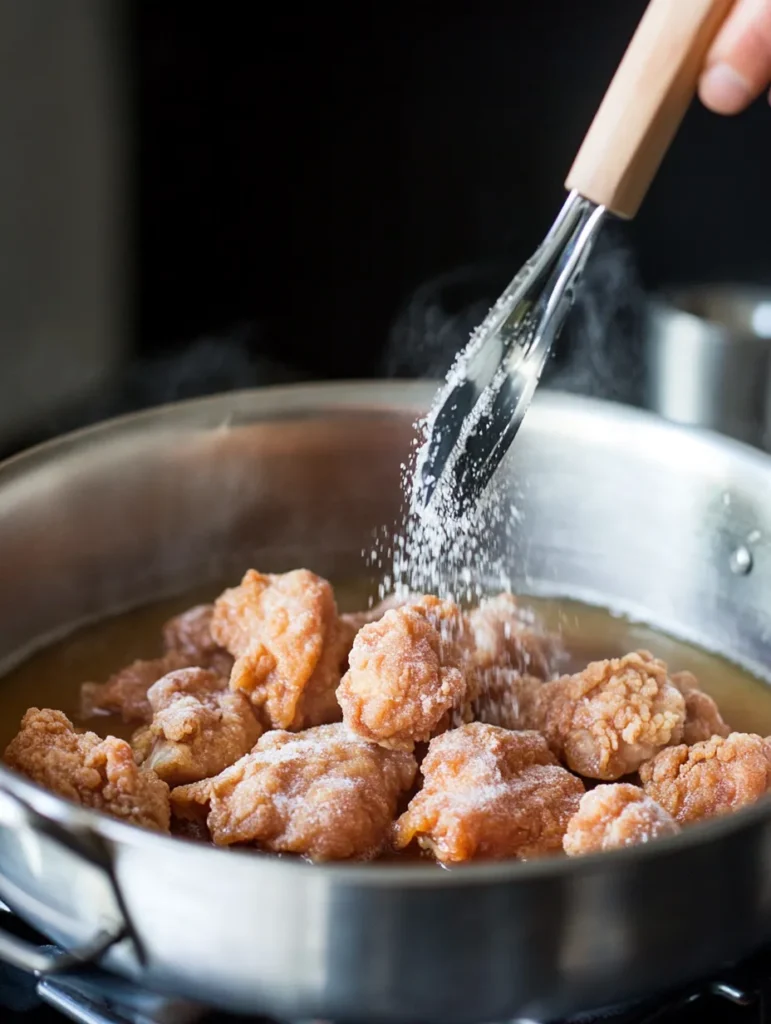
[[699, 0, 771, 114]]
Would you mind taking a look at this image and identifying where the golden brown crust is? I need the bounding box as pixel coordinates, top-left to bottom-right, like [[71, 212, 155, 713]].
[[563, 783, 679, 855], [472, 668, 545, 731], [81, 605, 235, 726], [10, 570, 742, 864], [133, 668, 263, 786], [532, 651, 686, 780], [5, 708, 169, 831], [162, 604, 234, 677], [211, 569, 349, 730], [467, 594, 555, 679], [671, 671, 731, 746], [393, 723, 583, 862], [339, 594, 407, 637], [639, 732, 771, 824], [170, 723, 416, 860], [337, 599, 472, 751], [81, 651, 193, 725]]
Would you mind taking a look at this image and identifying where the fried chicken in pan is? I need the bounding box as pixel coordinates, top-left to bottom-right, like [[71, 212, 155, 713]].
[[337, 597, 473, 751], [162, 604, 234, 677], [393, 723, 583, 862], [671, 670, 731, 746], [211, 569, 351, 730], [133, 667, 262, 786], [5, 708, 169, 831], [640, 732, 771, 824], [171, 723, 416, 861], [563, 783, 679, 855], [522, 651, 686, 780]]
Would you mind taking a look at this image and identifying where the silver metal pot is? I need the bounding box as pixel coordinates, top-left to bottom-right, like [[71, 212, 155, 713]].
[[644, 284, 771, 448], [1, 382, 771, 1022]]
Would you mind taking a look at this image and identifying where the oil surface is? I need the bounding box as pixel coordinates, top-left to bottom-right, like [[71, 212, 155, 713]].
[[2, 584, 771, 747]]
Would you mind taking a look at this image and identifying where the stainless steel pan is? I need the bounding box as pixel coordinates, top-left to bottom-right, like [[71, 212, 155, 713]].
[[1, 382, 771, 1022], [644, 284, 771, 448]]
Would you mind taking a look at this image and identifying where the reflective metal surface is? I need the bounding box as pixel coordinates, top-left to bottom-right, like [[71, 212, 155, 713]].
[[416, 192, 606, 514], [1, 383, 771, 1022], [644, 284, 771, 448]]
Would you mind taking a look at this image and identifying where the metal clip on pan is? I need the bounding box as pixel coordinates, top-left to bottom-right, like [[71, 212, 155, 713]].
[[0, 788, 139, 976]]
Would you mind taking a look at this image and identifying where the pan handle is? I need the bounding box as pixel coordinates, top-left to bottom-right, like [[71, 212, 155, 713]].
[[0, 787, 133, 976], [0, 922, 123, 976]]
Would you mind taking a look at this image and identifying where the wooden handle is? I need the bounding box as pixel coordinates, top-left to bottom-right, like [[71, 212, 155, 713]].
[[565, 0, 736, 219]]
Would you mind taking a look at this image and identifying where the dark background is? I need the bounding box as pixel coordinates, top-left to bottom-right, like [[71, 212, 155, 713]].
[[134, 1, 771, 378], [1, 0, 771, 451]]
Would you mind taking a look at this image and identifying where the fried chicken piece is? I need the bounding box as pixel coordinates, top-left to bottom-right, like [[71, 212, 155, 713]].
[[473, 668, 545, 732], [339, 594, 407, 637], [132, 668, 262, 786], [336, 597, 473, 751], [525, 651, 686, 780], [671, 670, 731, 746], [563, 783, 679, 855], [81, 608, 235, 726], [130, 724, 154, 765], [393, 723, 584, 862], [170, 723, 416, 860], [210, 569, 352, 731], [468, 595, 559, 730], [81, 650, 193, 725], [640, 732, 771, 824], [4, 708, 169, 831], [162, 604, 234, 677], [468, 594, 555, 679]]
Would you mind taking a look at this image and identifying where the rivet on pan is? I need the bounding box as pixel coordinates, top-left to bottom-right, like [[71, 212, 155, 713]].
[[729, 546, 753, 576]]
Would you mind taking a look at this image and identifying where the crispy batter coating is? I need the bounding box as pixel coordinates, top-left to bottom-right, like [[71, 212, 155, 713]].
[[4, 708, 169, 831], [170, 723, 416, 860], [473, 668, 545, 731], [468, 594, 555, 679], [563, 783, 679, 855], [640, 732, 771, 824], [81, 605, 235, 726], [162, 604, 234, 677], [531, 651, 686, 780], [671, 671, 731, 746], [468, 596, 558, 730], [337, 597, 473, 751], [81, 651, 192, 725], [393, 723, 584, 862], [211, 569, 350, 730], [133, 668, 263, 786], [339, 594, 407, 637]]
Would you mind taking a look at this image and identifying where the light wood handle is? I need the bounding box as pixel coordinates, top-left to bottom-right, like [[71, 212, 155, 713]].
[[565, 0, 736, 219]]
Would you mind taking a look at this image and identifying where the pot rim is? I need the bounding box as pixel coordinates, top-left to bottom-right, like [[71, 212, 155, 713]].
[[649, 283, 771, 348], [2, 379, 771, 885]]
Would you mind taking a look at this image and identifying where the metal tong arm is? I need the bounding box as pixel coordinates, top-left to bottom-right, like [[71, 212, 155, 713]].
[[416, 192, 604, 513]]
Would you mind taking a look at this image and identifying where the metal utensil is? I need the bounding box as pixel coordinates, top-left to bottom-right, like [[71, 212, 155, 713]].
[[645, 284, 771, 448], [1, 384, 771, 1021], [417, 0, 736, 515]]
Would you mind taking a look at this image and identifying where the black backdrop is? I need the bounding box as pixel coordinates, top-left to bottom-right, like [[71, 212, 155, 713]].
[[133, 1, 771, 380]]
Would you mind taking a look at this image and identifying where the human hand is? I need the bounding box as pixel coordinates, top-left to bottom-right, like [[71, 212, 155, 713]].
[[699, 0, 771, 113]]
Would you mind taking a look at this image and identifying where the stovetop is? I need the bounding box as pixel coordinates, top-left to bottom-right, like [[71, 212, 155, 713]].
[[1, 897, 769, 1024]]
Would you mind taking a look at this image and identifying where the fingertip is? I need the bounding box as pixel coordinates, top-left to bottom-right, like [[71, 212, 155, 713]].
[[699, 62, 753, 114]]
